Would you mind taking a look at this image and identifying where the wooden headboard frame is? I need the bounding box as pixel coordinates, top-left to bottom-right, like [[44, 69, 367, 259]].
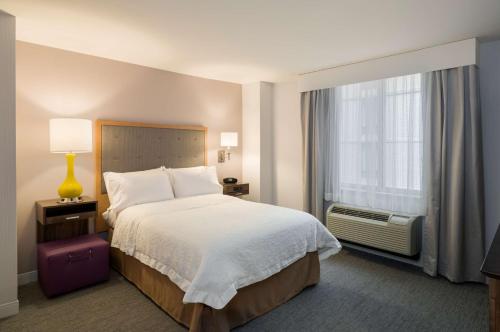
[[94, 120, 208, 232]]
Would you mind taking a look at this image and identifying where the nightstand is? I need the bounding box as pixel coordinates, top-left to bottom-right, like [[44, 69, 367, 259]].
[[36, 196, 98, 243], [222, 183, 249, 197]]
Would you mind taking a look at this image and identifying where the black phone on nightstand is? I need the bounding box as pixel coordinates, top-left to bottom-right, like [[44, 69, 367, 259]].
[[223, 177, 238, 184]]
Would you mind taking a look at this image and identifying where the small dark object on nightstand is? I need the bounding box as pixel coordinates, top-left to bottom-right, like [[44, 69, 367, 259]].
[[223, 177, 238, 184]]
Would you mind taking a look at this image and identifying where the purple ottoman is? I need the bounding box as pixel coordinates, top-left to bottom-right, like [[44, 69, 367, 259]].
[[37, 234, 109, 297]]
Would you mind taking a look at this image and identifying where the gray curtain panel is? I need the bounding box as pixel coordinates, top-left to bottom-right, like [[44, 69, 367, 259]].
[[301, 88, 334, 222], [422, 65, 485, 283]]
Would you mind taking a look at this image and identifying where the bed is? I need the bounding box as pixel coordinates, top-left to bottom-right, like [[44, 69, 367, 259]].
[[95, 120, 341, 331]]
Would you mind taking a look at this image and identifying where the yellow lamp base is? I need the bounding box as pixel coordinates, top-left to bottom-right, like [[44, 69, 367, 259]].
[[58, 153, 83, 201]]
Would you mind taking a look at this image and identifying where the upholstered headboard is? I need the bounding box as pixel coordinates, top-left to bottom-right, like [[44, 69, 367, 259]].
[[95, 120, 207, 232]]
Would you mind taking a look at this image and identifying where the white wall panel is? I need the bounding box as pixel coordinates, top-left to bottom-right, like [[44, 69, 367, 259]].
[[0, 9, 18, 319]]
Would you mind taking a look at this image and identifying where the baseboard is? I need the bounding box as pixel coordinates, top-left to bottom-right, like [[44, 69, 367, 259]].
[[0, 300, 19, 319], [18, 270, 37, 286]]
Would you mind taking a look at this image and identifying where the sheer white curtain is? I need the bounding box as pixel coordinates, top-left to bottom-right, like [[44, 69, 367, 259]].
[[325, 73, 426, 215]]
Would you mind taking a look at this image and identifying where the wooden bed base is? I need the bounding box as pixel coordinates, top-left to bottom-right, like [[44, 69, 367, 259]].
[[110, 244, 320, 332]]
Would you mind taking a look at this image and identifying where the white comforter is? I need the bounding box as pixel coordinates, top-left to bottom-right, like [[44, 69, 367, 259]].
[[111, 194, 341, 309]]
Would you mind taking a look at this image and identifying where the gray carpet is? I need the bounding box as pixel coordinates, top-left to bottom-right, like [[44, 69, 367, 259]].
[[0, 249, 488, 332]]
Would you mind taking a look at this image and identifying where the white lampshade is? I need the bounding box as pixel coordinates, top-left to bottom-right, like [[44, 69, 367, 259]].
[[221, 132, 238, 148], [50, 118, 93, 153]]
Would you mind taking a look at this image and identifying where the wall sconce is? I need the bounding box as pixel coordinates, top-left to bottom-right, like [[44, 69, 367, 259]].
[[218, 132, 238, 163]]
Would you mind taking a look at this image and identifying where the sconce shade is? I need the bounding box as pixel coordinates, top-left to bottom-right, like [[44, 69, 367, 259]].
[[220, 132, 238, 148], [50, 118, 92, 153]]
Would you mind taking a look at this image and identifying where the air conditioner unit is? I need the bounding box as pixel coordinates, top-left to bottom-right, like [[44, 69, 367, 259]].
[[327, 203, 422, 256]]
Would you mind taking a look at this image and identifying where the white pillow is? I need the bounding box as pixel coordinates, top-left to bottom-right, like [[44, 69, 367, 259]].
[[103, 167, 174, 214], [169, 166, 222, 198], [164, 165, 205, 174]]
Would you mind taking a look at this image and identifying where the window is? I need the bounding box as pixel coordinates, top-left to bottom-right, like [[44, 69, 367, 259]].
[[331, 74, 425, 214]]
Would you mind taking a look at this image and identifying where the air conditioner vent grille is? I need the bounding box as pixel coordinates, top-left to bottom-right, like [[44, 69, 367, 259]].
[[331, 206, 389, 222]]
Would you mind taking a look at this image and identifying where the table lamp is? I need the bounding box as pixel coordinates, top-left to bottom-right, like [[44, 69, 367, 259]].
[[49, 118, 92, 203]]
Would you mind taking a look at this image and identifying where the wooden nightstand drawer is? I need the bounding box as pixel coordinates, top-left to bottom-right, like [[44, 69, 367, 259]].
[[223, 183, 249, 197], [36, 196, 98, 243], [45, 211, 97, 225], [39, 200, 97, 225]]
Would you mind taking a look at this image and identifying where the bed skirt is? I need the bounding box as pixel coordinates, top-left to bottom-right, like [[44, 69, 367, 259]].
[[110, 245, 320, 331]]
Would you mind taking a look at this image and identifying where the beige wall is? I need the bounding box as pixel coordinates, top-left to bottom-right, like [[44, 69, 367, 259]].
[[0, 10, 18, 318], [16, 41, 242, 274], [242, 83, 261, 202], [241, 82, 273, 203], [259, 82, 273, 204], [242, 80, 302, 209], [271, 81, 303, 210]]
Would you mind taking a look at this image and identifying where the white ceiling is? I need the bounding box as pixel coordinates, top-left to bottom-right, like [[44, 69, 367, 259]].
[[1, 0, 500, 84]]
